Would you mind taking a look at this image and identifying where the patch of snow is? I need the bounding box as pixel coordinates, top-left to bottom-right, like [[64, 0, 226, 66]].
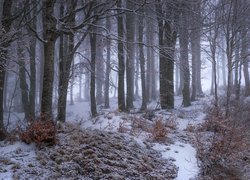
[[153, 142, 199, 180], [0, 142, 37, 179]]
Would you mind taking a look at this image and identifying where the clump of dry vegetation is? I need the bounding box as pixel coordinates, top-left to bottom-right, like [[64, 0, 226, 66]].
[[150, 119, 168, 142], [196, 102, 249, 180], [19, 116, 56, 146]]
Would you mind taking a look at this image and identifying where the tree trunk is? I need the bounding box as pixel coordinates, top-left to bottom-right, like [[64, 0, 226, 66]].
[[90, 32, 97, 117], [157, 3, 177, 109], [234, 37, 240, 97], [104, 15, 111, 108], [221, 36, 227, 87], [96, 31, 104, 105], [26, 0, 37, 120], [117, 0, 125, 111], [180, 9, 190, 107], [41, 0, 58, 121], [190, 29, 197, 101], [70, 62, 74, 105], [0, 0, 13, 140], [17, 38, 30, 119], [138, 9, 147, 111], [146, 12, 151, 102], [195, 2, 203, 96], [126, 0, 135, 110], [135, 50, 139, 99], [57, 31, 74, 122], [84, 66, 90, 101], [29, 36, 36, 120]]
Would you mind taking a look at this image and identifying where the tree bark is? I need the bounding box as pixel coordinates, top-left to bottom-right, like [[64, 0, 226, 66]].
[[0, 0, 13, 140], [90, 32, 97, 117], [180, 7, 190, 107], [41, 0, 58, 121], [104, 15, 111, 108], [125, 0, 135, 110], [117, 0, 125, 111], [157, 2, 177, 109], [138, 8, 147, 111], [96, 28, 104, 105]]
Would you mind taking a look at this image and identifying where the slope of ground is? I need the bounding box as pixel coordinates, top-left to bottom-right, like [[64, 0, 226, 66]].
[[1, 96, 208, 179], [1, 123, 177, 179]]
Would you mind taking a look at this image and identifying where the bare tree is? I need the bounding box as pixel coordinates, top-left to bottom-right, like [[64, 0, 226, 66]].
[[125, 0, 136, 110], [0, 0, 13, 140], [117, 0, 126, 111], [138, 6, 147, 111], [180, 2, 191, 107], [156, 0, 179, 109], [104, 14, 111, 108]]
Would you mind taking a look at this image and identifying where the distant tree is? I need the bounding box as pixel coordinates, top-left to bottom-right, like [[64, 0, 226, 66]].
[[145, 5, 157, 101], [138, 6, 147, 111], [96, 20, 105, 105], [26, 0, 37, 119], [191, 0, 202, 100], [104, 14, 111, 108], [17, 34, 31, 119]]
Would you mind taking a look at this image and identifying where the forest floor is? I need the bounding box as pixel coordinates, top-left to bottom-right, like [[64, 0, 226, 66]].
[[0, 96, 233, 179]]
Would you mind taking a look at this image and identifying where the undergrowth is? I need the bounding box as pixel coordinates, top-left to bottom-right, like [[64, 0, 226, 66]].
[[196, 102, 248, 180], [19, 115, 56, 146]]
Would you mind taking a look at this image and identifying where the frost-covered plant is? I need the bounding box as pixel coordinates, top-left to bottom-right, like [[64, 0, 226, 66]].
[[19, 115, 56, 146], [196, 105, 248, 180], [150, 119, 168, 142]]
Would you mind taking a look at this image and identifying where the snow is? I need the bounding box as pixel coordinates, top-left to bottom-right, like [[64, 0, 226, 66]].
[[0, 96, 208, 179], [0, 141, 36, 179], [153, 142, 199, 180]]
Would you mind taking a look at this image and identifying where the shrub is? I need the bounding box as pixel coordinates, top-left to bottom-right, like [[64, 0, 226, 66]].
[[150, 119, 168, 142], [196, 106, 247, 179], [19, 119, 56, 146]]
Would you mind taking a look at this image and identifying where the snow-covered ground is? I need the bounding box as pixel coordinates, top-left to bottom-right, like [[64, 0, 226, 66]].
[[0, 96, 207, 179]]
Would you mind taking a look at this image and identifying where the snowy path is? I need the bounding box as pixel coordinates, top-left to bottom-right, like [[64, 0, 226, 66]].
[[152, 97, 206, 180]]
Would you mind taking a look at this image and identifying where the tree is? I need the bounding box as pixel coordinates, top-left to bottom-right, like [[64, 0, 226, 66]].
[[90, 30, 98, 117], [96, 20, 105, 105], [117, 0, 126, 111], [145, 5, 157, 101], [220, 0, 241, 116], [138, 6, 147, 110], [156, 0, 179, 109], [40, 0, 58, 121], [57, 1, 77, 122], [0, 0, 13, 140], [190, 0, 202, 100], [180, 3, 191, 107], [17, 35, 31, 119], [104, 14, 111, 108], [27, 0, 37, 120], [126, 0, 136, 110]]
